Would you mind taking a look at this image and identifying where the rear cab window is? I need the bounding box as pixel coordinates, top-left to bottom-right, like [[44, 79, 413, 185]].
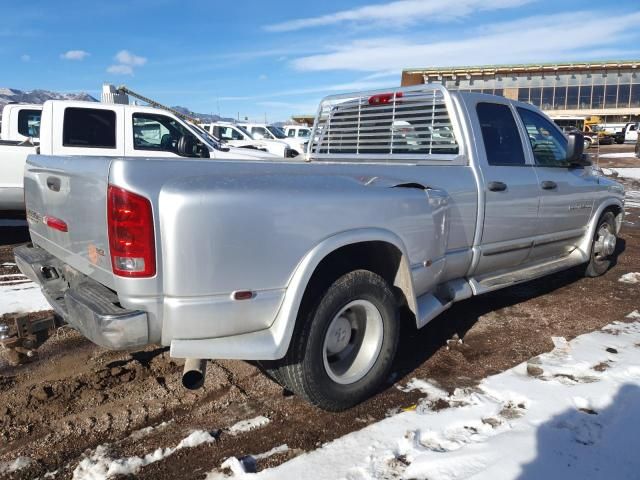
[[476, 103, 526, 166], [63, 108, 116, 148], [17, 109, 42, 138]]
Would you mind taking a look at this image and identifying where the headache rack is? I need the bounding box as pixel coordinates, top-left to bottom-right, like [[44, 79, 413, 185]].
[[307, 84, 464, 163]]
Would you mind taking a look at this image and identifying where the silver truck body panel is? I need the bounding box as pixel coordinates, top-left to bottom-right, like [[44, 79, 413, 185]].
[[19, 85, 625, 360]]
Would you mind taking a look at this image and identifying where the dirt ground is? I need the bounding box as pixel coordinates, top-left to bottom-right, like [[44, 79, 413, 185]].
[[0, 158, 639, 479]]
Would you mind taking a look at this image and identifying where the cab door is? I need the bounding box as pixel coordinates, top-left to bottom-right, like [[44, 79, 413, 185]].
[[472, 100, 540, 276], [515, 107, 599, 261]]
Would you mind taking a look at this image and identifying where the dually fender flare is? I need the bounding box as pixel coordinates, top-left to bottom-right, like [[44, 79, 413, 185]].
[[577, 198, 625, 256], [267, 228, 418, 359]]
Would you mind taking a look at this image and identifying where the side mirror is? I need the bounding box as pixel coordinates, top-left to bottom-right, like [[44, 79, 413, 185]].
[[566, 131, 586, 165]]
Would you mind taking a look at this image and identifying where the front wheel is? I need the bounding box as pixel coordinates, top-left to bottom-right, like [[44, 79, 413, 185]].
[[584, 211, 617, 277], [274, 270, 399, 411]]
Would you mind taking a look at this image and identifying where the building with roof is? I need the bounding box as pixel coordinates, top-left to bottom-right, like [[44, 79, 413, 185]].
[[401, 60, 640, 123]]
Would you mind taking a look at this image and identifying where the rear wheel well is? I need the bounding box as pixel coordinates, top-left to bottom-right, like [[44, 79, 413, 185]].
[[299, 241, 412, 319]]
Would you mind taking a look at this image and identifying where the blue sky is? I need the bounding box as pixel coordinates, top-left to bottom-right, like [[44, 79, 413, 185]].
[[2, 0, 640, 121]]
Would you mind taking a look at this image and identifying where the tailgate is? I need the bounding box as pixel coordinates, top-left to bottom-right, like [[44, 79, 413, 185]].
[[24, 154, 115, 289]]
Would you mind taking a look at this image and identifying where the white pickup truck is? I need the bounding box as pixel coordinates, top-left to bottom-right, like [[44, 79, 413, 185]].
[[202, 121, 297, 158], [614, 122, 639, 144], [15, 85, 625, 410], [0, 100, 277, 211], [238, 122, 306, 154]]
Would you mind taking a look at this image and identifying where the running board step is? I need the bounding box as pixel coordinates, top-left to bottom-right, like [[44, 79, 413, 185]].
[[470, 254, 584, 295], [415, 279, 473, 329]]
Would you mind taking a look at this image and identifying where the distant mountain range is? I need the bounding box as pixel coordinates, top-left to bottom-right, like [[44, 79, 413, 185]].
[[0, 88, 286, 125], [0, 88, 238, 124], [170, 106, 236, 124], [0, 87, 97, 110]]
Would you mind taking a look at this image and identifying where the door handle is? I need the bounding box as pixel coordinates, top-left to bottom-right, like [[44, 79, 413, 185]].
[[488, 181, 507, 192], [540, 180, 557, 190]]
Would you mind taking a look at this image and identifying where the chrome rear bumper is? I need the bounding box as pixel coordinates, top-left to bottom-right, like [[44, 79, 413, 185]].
[[14, 244, 149, 349]]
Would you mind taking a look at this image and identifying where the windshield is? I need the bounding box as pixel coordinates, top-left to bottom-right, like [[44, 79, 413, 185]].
[[190, 123, 222, 149], [235, 125, 253, 138], [267, 125, 286, 139]]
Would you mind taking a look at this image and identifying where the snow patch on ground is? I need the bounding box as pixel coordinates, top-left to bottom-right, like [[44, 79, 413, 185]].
[[226, 321, 640, 480], [619, 272, 640, 284], [127, 421, 173, 441], [602, 167, 640, 180], [206, 445, 290, 479], [0, 283, 51, 315], [228, 416, 270, 435], [0, 456, 33, 474], [597, 152, 635, 159], [72, 429, 217, 479]]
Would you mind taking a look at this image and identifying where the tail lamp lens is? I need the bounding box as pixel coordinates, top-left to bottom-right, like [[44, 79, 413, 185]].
[[107, 185, 156, 277]]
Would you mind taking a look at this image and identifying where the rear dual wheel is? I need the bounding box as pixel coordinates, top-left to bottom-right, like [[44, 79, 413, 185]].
[[268, 270, 399, 411]]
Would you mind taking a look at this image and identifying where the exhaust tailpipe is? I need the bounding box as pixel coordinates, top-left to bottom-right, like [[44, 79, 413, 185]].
[[182, 358, 207, 390]]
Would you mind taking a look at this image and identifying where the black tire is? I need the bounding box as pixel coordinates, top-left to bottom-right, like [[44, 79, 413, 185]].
[[273, 269, 399, 411], [584, 211, 617, 277]]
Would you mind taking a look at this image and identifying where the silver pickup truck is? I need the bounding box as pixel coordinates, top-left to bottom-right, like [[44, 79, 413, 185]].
[[15, 85, 625, 410]]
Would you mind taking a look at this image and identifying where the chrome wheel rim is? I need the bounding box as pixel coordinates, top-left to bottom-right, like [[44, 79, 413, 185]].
[[593, 222, 616, 262], [322, 299, 384, 385]]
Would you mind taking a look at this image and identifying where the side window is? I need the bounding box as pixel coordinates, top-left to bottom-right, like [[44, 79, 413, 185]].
[[229, 128, 244, 140], [476, 103, 526, 166], [217, 126, 242, 141], [630, 124, 637, 132], [287, 129, 296, 137], [251, 127, 268, 138], [63, 108, 116, 148], [17, 109, 41, 138], [517, 108, 568, 166], [297, 129, 310, 137], [132, 112, 194, 153]]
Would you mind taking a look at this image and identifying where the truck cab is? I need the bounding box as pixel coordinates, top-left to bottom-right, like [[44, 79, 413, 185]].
[[283, 124, 311, 139]]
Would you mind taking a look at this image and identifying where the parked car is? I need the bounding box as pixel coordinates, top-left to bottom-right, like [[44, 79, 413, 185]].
[[15, 85, 624, 410], [238, 122, 305, 153], [203, 122, 298, 158], [0, 101, 278, 211], [0, 103, 42, 142]]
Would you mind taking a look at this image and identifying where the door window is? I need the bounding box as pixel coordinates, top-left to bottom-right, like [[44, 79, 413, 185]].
[[251, 127, 270, 139], [215, 126, 245, 141], [297, 129, 310, 137], [287, 129, 296, 137], [517, 108, 568, 167], [132, 112, 195, 153], [63, 108, 116, 148], [476, 103, 526, 166]]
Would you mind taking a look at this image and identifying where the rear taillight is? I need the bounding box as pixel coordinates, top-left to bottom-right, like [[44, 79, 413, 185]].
[[107, 185, 156, 277]]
